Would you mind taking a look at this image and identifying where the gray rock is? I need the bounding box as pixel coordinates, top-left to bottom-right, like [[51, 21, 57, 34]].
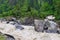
[[21, 17, 34, 26], [34, 19, 45, 32], [4, 34, 15, 40], [34, 19, 59, 33], [15, 23, 24, 30], [6, 19, 24, 30], [44, 20, 58, 33], [0, 18, 7, 22]]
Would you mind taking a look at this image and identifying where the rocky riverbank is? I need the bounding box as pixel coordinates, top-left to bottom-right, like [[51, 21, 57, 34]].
[[0, 23, 60, 40]]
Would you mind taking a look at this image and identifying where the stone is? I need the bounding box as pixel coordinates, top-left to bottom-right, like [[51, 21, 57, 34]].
[[34, 19, 58, 33], [21, 17, 34, 26], [0, 23, 60, 40], [44, 18, 58, 33], [34, 19, 45, 32], [14, 23, 24, 30], [4, 34, 15, 40], [46, 15, 55, 20]]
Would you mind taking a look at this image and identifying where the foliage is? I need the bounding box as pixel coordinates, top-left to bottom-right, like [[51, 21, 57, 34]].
[[0, 0, 60, 20], [0, 34, 6, 40]]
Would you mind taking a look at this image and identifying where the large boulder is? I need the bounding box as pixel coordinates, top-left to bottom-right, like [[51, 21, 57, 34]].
[[34, 19, 45, 32]]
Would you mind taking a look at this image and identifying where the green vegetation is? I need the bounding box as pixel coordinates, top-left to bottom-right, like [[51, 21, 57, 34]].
[[0, 0, 60, 20], [0, 34, 5, 40]]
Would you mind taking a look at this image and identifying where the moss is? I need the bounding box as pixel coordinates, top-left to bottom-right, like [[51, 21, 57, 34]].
[[0, 34, 6, 40]]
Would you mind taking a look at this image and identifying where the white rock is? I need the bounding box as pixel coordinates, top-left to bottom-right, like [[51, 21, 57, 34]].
[[46, 15, 55, 20], [0, 23, 60, 40]]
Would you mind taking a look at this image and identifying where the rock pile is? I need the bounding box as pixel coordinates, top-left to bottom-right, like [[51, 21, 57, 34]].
[[34, 15, 60, 34], [0, 16, 60, 40]]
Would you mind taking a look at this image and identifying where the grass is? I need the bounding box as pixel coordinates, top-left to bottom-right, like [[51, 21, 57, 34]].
[[0, 34, 6, 40]]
